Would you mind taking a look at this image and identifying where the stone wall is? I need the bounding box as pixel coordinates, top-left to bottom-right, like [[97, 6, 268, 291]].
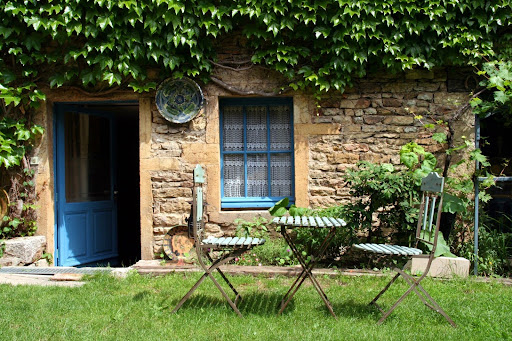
[[147, 67, 475, 257], [307, 69, 473, 208]]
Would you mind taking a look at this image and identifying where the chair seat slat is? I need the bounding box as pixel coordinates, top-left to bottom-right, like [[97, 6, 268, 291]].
[[202, 236, 265, 247], [307, 216, 316, 227], [286, 216, 294, 225], [354, 243, 422, 256], [322, 217, 333, 227], [328, 217, 340, 227], [316, 217, 325, 227], [294, 216, 301, 226], [301, 216, 309, 227]]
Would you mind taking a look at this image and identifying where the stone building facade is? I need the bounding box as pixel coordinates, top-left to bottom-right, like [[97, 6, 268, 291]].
[[33, 65, 475, 264]]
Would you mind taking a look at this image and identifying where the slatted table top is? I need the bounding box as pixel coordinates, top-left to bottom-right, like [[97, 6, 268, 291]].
[[272, 216, 347, 228]]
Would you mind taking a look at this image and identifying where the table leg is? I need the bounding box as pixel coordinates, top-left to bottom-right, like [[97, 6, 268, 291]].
[[278, 227, 337, 318]]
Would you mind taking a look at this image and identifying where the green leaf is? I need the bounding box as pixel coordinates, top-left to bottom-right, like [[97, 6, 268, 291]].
[[381, 163, 394, 172], [442, 193, 465, 214], [470, 149, 489, 167], [420, 230, 456, 257], [289, 205, 308, 217], [432, 133, 447, 144], [24, 34, 42, 51], [421, 153, 437, 173], [494, 90, 509, 104], [400, 152, 419, 169], [0, 94, 21, 106], [103, 72, 122, 85], [268, 197, 289, 217]]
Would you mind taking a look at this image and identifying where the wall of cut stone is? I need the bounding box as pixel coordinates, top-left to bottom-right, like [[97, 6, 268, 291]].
[[148, 67, 475, 257]]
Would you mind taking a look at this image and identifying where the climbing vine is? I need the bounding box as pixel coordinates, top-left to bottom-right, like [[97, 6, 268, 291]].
[[0, 0, 510, 103], [0, 0, 510, 237]]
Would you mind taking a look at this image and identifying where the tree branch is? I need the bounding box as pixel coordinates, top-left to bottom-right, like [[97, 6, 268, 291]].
[[208, 59, 254, 72], [210, 76, 290, 96], [215, 59, 253, 65], [448, 88, 486, 124]]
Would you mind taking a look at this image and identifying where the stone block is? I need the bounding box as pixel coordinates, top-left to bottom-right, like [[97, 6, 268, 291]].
[[0, 256, 23, 266], [339, 98, 370, 109], [405, 69, 435, 80], [417, 92, 434, 101], [363, 116, 385, 124], [29, 258, 50, 267], [343, 143, 370, 152], [414, 83, 440, 92], [382, 98, 402, 107], [153, 213, 184, 226], [3, 236, 46, 265], [382, 82, 416, 93], [329, 152, 360, 164], [383, 116, 414, 126], [409, 256, 470, 278], [355, 99, 371, 108]]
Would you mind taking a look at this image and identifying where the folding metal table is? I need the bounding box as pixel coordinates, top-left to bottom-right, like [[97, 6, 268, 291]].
[[272, 216, 347, 318]]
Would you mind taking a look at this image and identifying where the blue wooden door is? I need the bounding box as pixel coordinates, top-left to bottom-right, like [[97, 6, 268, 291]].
[[55, 105, 118, 266]]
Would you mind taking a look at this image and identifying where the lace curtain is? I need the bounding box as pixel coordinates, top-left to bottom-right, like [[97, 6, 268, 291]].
[[223, 104, 293, 198]]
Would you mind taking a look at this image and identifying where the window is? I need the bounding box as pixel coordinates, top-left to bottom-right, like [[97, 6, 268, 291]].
[[220, 98, 294, 208]]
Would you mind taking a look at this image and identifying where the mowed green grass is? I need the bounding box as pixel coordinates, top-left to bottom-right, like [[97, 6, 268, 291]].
[[0, 272, 510, 341]]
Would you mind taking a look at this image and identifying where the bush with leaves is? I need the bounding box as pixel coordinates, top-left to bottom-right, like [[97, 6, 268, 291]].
[[342, 161, 420, 245], [0, 116, 43, 239], [233, 216, 298, 266], [458, 214, 512, 277]]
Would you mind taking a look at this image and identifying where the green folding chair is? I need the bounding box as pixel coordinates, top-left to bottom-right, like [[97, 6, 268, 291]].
[[171, 165, 265, 317], [353, 172, 456, 327]]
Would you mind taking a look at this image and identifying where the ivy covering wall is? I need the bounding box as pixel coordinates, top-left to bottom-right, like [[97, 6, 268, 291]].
[[0, 1, 511, 239], [0, 0, 511, 106]]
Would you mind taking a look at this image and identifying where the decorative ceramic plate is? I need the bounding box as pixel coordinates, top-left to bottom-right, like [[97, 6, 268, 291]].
[[155, 78, 204, 123], [163, 225, 195, 261]]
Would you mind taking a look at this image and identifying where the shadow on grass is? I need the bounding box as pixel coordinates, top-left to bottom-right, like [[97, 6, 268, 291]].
[[326, 299, 379, 319], [163, 292, 294, 316], [133, 290, 152, 301], [329, 298, 458, 327]]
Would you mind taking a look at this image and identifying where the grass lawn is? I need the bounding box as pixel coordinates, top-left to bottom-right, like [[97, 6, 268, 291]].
[[0, 272, 511, 340]]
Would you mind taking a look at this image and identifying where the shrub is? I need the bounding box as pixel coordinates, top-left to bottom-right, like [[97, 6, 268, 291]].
[[342, 161, 420, 245]]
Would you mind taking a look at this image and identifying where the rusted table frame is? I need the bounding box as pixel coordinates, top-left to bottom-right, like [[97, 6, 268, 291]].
[[279, 225, 337, 318], [274, 216, 346, 319]]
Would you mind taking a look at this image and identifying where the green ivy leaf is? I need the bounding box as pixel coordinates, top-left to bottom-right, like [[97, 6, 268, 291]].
[[494, 90, 509, 104]]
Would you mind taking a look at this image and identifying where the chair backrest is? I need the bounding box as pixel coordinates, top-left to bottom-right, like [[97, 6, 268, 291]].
[[192, 164, 205, 241], [415, 172, 444, 250]]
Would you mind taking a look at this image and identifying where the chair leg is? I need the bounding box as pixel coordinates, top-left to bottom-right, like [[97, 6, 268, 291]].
[[415, 282, 457, 327], [370, 272, 401, 313], [171, 273, 209, 314], [377, 282, 417, 325], [374, 267, 456, 327], [206, 272, 243, 317], [206, 252, 242, 304], [173, 249, 244, 317]]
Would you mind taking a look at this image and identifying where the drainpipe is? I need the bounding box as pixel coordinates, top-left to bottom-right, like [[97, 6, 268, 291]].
[[474, 115, 480, 276]]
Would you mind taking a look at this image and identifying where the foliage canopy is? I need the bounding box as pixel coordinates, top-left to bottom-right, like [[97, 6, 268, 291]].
[[0, 0, 511, 108]]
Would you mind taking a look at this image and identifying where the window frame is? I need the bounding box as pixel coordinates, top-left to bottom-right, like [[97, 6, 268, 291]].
[[219, 97, 295, 209]]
